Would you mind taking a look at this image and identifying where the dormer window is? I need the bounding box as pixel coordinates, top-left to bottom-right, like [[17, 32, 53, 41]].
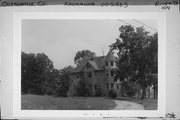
[[87, 72, 92, 78], [106, 62, 108, 66], [111, 61, 114, 66]]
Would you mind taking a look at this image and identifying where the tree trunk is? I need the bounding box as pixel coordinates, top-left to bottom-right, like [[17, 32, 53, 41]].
[[148, 86, 150, 98], [141, 85, 146, 99], [153, 83, 156, 99]]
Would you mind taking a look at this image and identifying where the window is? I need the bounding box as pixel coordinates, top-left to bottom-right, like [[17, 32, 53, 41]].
[[106, 62, 108, 66], [111, 70, 114, 76], [94, 84, 97, 90], [76, 76, 79, 79], [106, 73, 109, 77], [88, 72, 92, 78], [117, 84, 119, 89], [87, 63, 91, 69], [111, 61, 114, 66], [107, 83, 109, 89], [111, 83, 114, 89]]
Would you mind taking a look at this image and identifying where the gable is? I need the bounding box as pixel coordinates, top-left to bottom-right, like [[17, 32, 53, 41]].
[[70, 56, 106, 73]]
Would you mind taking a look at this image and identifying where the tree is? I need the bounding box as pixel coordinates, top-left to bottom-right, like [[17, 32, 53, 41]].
[[21, 52, 56, 95], [110, 25, 158, 99], [74, 50, 94, 65], [35, 53, 55, 95], [76, 80, 91, 97], [21, 52, 37, 94], [55, 65, 73, 97]]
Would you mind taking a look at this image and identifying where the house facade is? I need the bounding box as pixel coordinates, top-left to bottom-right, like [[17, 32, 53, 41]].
[[68, 51, 122, 96]]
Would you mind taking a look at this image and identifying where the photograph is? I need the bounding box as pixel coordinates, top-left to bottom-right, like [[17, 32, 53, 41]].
[[21, 19, 158, 110]]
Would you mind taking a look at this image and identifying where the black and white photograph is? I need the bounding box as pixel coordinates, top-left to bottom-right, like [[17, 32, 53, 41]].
[[21, 19, 158, 110]]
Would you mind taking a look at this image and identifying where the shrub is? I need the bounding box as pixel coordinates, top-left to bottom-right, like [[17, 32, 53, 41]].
[[108, 89, 118, 98], [95, 87, 103, 97], [126, 87, 137, 97], [76, 80, 91, 97]]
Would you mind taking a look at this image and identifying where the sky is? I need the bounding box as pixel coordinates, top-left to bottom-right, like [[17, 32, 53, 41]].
[[22, 19, 157, 69]]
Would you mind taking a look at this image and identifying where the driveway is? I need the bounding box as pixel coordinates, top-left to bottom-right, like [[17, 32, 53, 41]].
[[113, 100, 144, 110]]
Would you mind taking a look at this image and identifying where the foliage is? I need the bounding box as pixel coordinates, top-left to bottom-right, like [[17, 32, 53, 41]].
[[55, 66, 73, 97], [126, 87, 137, 97], [21, 52, 73, 97], [121, 81, 137, 97], [110, 25, 158, 99], [95, 85, 103, 97], [74, 50, 94, 65], [108, 89, 118, 98], [21, 52, 55, 95], [76, 80, 91, 97]]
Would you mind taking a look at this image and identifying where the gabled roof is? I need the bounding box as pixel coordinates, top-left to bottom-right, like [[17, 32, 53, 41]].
[[71, 51, 117, 73], [88, 61, 99, 70], [70, 59, 88, 73], [94, 56, 105, 70], [105, 51, 117, 62], [71, 56, 105, 73]]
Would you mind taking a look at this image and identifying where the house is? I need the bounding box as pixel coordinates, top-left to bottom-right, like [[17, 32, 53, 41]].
[[68, 50, 122, 96]]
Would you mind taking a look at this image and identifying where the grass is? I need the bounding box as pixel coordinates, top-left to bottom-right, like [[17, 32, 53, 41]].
[[22, 95, 157, 110], [116, 97, 157, 110], [21, 95, 116, 110]]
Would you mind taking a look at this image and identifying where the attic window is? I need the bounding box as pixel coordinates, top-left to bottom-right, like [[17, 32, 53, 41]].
[[111, 61, 114, 66], [106, 62, 108, 66], [87, 72, 92, 78], [87, 63, 91, 69]]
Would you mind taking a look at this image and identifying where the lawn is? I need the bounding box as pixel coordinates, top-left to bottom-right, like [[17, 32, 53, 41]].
[[21, 95, 157, 110], [116, 97, 157, 110], [21, 95, 116, 110]]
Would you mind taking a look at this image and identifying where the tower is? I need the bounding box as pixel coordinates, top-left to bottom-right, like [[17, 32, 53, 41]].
[[104, 50, 117, 90]]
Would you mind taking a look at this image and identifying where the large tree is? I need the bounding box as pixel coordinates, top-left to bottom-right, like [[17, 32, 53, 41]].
[[21, 52, 38, 94], [110, 25, 158, 99], [21, 52, 56, 95], [74, 50, 94, 65], [55, 65, 74, 97]]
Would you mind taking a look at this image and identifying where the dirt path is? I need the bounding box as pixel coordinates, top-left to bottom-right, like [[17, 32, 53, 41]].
[[113, 100, 144, 110]]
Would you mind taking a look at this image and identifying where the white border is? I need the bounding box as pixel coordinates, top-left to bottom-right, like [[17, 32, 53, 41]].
[[13, 12, 166, 118]]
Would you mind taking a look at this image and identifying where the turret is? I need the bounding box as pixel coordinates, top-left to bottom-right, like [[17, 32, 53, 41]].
[[104, 50, 116, 69], [104, 50, 117, 78]]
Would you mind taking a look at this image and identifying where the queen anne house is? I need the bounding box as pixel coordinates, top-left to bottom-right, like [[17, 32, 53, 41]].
[[68, 50, 122, 96]]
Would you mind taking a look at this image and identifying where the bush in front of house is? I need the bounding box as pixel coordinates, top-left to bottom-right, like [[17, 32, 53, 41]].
[[76, 80, 91, 97], [95, 85, 103, 97], [126, 87, 137, 97], [108, 89, 118, 98]]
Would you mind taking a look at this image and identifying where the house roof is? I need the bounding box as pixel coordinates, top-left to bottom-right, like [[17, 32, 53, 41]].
[[105, 51, 117, 62], [71, 51, 117, 73], [88, 61, 99, 70], [94, 56, 105, 70], [71, 56, 105, 73], [70, 58, 88, 73]]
